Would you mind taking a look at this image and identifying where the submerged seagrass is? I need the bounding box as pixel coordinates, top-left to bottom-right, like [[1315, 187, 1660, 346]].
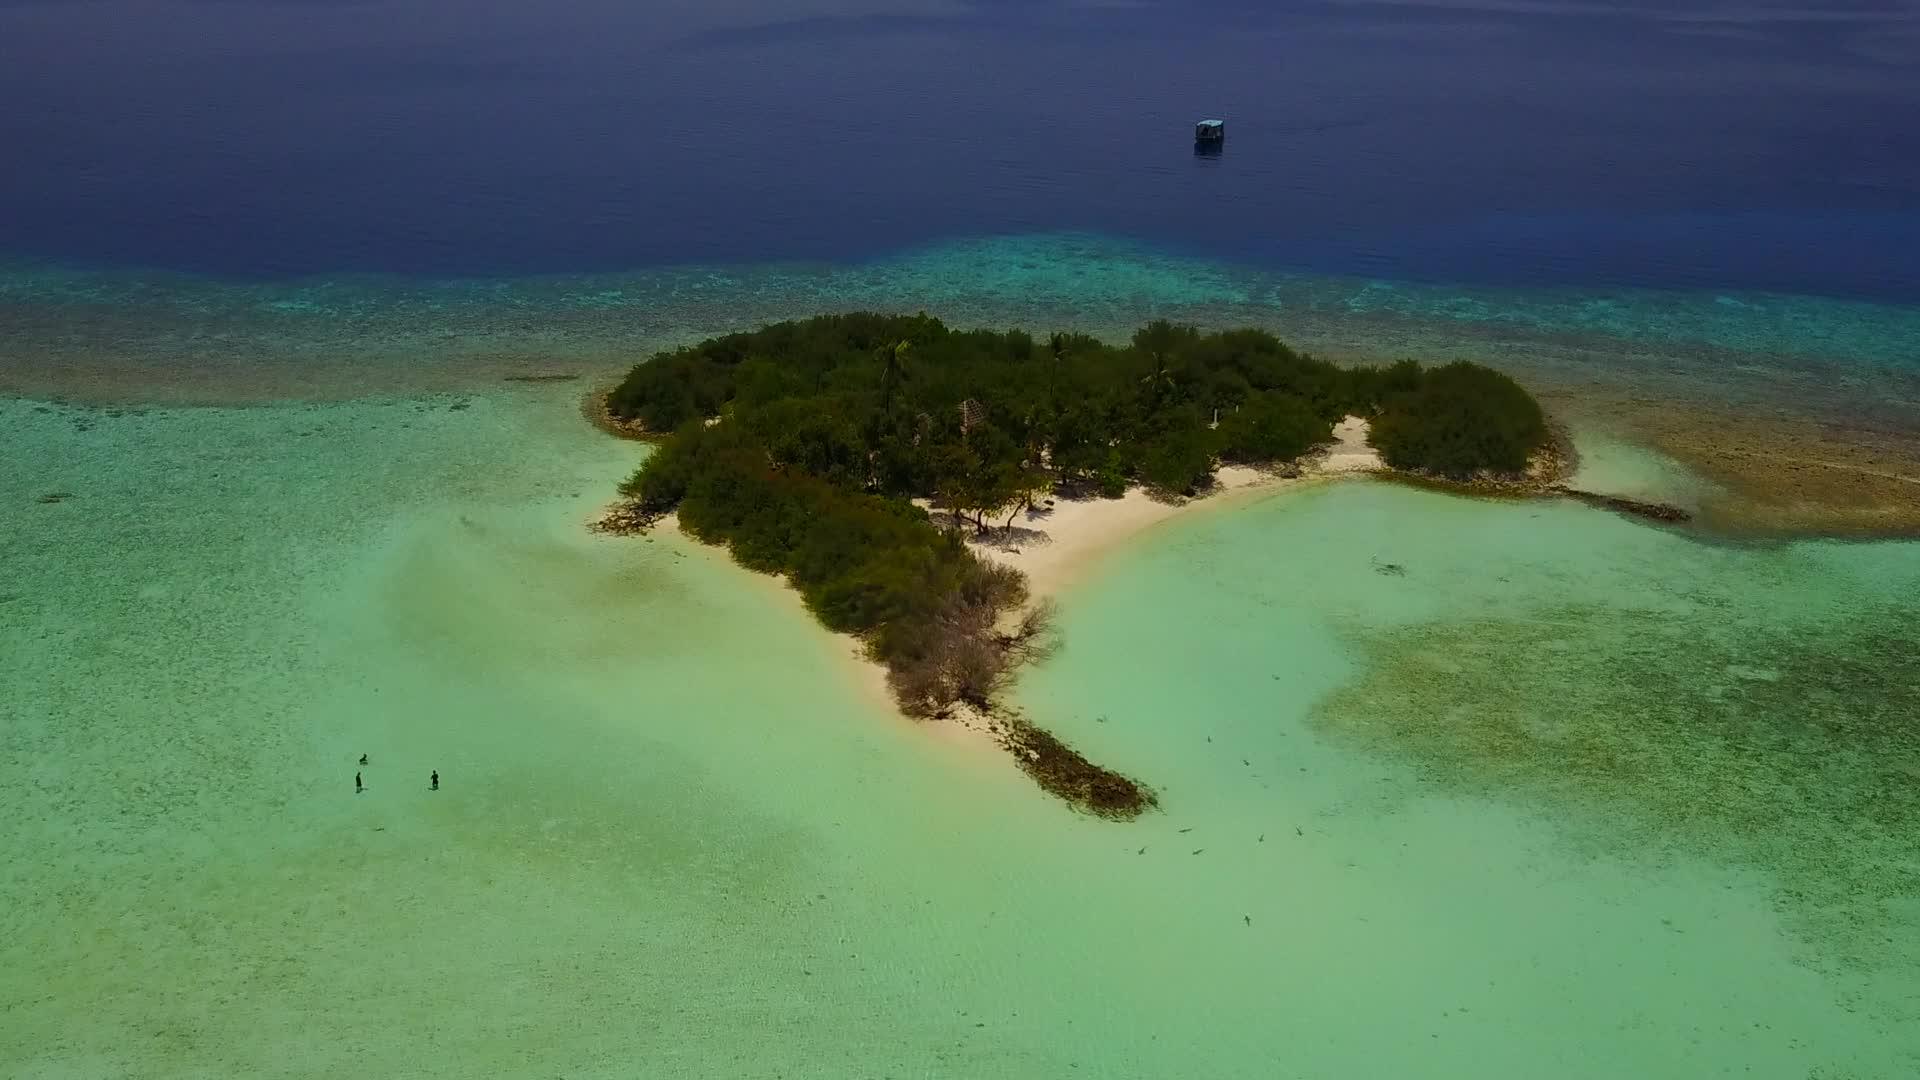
[[6, 373, 1916, 1077], [1314, 593, 1920, 975]]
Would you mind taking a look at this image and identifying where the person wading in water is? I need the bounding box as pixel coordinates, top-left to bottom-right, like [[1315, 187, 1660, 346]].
[[355, 771, 363, 794], [430, 770, 439, 791]]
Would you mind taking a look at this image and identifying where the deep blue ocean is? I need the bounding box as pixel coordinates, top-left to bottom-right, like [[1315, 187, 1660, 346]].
[[3, 0, 1917, 300]]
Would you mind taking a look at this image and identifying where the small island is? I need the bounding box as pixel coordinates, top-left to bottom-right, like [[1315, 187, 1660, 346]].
[[592, 313, 1555, 817]]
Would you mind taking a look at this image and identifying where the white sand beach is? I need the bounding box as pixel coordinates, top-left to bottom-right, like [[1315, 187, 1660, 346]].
[[967, 415, 1383, 596]]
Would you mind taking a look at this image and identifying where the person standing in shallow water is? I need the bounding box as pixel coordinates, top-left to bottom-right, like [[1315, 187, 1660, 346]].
[[430, 770, 438, 791], [355, 771, 363, 794]]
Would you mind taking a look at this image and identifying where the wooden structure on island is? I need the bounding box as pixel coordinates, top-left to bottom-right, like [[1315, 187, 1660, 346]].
[[958, 398, 987, 436]]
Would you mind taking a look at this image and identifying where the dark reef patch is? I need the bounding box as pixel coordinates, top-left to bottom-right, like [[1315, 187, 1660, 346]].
[[1312, 601, 1920, 976], [503, 372, 581, 383], [998, 712, 1158, 821], [1549, 485, 1692, 524]]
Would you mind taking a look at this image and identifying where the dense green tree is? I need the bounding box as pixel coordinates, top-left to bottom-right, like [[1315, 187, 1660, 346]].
[[1217, 392, 1333, 464], [742, 396, 866, 488], [1137, 408, 1219, 495], [1369, 361, 1548, 478]]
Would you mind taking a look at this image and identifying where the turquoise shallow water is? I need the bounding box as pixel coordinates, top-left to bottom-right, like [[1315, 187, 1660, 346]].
[[4, 384, 1917, 1076], [7, 235, 1919, 434], [1024, 480, 1920, 972], [9, 233, 1918, 368], [4, 232, 1918, 1074]]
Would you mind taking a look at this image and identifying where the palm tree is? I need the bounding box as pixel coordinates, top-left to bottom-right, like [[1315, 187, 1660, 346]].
[[1046, 332, 1071, 399], [1140, 354, 1177, 404], [1134, 321, 1180, 405], [878, 339, 912, 412]]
